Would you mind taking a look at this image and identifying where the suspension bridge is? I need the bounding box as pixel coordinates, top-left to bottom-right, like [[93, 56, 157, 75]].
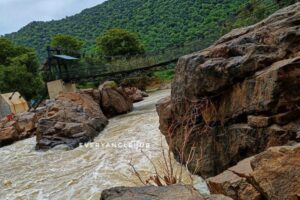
[[44, 38, 214, 83], [44, 0, 288, 83]]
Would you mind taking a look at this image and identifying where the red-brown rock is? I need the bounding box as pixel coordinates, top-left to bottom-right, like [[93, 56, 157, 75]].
[[0, 126, 18, 146], [99, 84, 133, 118]]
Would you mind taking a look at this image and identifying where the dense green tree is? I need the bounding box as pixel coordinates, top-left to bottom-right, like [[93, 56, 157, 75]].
[[96, 29, 145, 57], [51, 34, 84, 52], [5, 0, 298, 60], [221, 0, 298, 34], [0, 38, 44, 100]]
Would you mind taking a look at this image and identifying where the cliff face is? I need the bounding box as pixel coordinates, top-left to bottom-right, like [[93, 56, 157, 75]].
[[157, 3, 300, 178]]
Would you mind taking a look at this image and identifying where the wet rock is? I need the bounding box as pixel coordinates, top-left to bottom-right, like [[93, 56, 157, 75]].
[[99, 83, 133, 118], [100, 81, 118, 89], [247, 116, 271, 128], [0, 111, 39, 147], [80, 88, 101, 104], [141, 91, 149, 97], [16, 112, 37, 134], [156, 96, 172, 134], [207, 144, 300, 200], [271, 109, 300, 125], [207, 157, 261, 200], [249, 144, 300, 200], [36, 92, 108, 150], [100, 185, 232, 200], [122, 87, 145, 102], [0, 126, 19, 146], [157, 3, 300, 177]]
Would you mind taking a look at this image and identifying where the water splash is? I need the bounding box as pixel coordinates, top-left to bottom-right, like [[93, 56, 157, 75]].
[[0, 90, 208, 200]]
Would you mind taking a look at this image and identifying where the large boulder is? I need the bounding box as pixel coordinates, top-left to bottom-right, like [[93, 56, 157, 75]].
[[207, 144, 300, 200], [0, 112, 38, 147], [0, 125, 19, 147], [100, 185, 232, 200], [122, 87, 148, 103], [249, 144, 300, 200], [99, 83, 133, 118], [16, 112, 37, 139], [207, 157, 261, 200], [157, 3, 300, 177], [36, 92, 108, 150]]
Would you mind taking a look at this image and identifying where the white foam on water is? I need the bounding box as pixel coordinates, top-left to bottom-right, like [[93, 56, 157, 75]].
[[0, 90, 209, 200]]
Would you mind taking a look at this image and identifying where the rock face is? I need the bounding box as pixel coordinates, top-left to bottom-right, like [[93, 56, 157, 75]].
[[157, 3, 300, 177], [100, 185, 232, 200], [250, 144, 300, 200], [36, 92, 108, 150], [98, 83, 133, 118], [207, 157, 261, 200], [80, 82, 134, 118], [207, 144, 300, 200], [122, 87, 148, 103], [0, 126, 19, 147], [0, 112, 38, 147]]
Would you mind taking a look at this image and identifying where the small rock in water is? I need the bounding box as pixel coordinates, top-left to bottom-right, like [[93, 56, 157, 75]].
[[3, 180, 12, 187]]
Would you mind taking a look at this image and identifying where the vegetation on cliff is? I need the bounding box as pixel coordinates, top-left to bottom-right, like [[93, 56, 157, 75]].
[[4, 0, 251, 59]]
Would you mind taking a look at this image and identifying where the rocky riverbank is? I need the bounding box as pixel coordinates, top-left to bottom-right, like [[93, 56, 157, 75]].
[[0, 82, 149, 149], [1, 89, 209, 200], [155, 3, 300, 200]]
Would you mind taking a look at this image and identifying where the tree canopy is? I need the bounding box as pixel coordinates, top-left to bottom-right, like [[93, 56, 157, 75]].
[[0, 38, 44, 100], [96, 29, 145, 57], [4, 0, 298, 60], [51, 34, 84, 52]]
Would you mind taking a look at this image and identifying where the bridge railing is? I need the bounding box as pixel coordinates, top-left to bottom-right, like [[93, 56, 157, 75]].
[[57, 37, 215, 80]]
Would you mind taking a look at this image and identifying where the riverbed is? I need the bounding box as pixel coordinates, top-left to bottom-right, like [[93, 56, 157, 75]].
[[0, 90, 208, 200]]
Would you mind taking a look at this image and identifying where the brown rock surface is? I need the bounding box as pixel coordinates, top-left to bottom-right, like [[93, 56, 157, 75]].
[[157, 3, 300, 177], [36, 92, 108, 150], [99, 84, 133, 118], [100, 185, 232, 200], [249, 144, 300, 200], [156, 96, 172, 134], [247, 116, 271, 128], [207, 157, 261, 200], [16, 112, 37, 134], [0, 111, 39, 147], [207, 144, 300, 200], [122, 87, 146, 103], [0, 126, 19, 146]]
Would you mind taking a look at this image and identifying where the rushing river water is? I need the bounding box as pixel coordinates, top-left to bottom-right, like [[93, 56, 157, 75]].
[[0, 90, 208, 200]]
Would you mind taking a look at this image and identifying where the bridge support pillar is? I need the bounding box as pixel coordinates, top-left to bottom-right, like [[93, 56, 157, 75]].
[[47, 79, 77, 99]]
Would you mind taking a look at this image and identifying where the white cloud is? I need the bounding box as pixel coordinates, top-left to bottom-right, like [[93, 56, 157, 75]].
[[0, 0, 106, 35]]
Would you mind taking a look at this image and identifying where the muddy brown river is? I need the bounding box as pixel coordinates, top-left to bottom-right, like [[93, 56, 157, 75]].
[[0, 90, 208, 200]]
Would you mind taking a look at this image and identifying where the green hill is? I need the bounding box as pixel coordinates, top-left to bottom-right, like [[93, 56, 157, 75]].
[[4, 0, 294, 59]]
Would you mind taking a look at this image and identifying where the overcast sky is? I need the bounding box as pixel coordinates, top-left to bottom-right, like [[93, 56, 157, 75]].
[[0, 0, 106, 35]]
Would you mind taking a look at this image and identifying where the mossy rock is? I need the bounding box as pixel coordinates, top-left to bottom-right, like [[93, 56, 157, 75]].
[[100, 81, 118, 89]]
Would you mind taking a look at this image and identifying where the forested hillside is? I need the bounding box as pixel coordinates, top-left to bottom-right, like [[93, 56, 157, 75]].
[[4, 0, 297, 59]]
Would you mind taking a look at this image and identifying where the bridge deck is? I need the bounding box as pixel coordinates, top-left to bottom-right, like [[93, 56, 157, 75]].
[[46, 37, 213, 82]]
